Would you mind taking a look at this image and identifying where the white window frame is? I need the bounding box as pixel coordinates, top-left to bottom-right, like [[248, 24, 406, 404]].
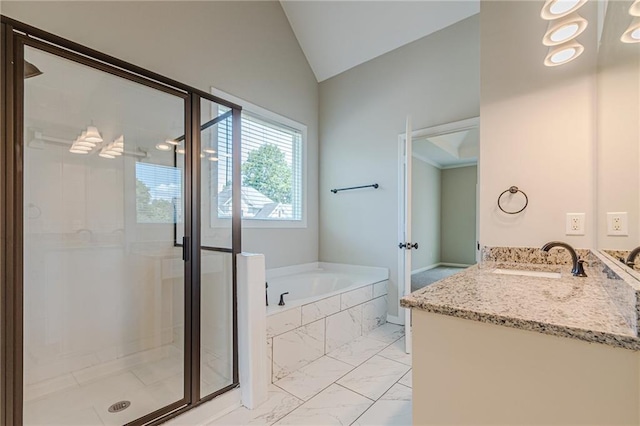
[[211, 87, 307, 229]]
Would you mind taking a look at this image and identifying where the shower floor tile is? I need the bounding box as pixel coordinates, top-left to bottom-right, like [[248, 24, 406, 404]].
[[22, 344, 221, 426]]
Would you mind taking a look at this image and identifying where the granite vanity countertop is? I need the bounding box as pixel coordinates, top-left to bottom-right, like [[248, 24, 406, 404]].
[[400, 264, 640, 350]]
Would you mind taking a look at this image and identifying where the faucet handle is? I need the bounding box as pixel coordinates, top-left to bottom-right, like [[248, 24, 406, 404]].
[[573, 259, 588, 277]]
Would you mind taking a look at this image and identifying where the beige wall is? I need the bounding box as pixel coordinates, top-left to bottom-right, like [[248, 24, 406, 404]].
[[319, 15, 479, 316], [411, 158, 441, 271], [479, 0, 597, 249], [2, 1, 319, 269], [441, 165, 477, 265]]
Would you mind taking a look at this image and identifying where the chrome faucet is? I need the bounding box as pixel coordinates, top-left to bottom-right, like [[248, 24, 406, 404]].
[[541, 241, 587, 277], [626, 247, 640, 269]]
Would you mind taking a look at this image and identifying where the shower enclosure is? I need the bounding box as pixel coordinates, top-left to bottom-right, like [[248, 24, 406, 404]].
[[1, 17, 241, 425]]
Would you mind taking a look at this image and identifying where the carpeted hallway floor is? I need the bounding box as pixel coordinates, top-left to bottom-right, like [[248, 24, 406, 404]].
[[411, 266, 468, 292]]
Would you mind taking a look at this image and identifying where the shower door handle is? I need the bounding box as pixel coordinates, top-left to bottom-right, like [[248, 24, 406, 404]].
[[182, 236, 190, 262]]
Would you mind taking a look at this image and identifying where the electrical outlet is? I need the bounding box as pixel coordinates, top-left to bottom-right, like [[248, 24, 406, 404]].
[[566, 213, 585, 235], [607, 212, 628, 236]]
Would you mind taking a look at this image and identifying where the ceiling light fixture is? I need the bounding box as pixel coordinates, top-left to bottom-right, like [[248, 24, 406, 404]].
[[543, 14, 588, 46], [98, 150, 116, 159], [541, 0, 587, 20], [69, 148, 90, 155], [544, 41, 584, 66], [84, 125, 103, 143], [621, 19, 640, 43], [630, 0, 640, 17], [156, 143, 171, 151]]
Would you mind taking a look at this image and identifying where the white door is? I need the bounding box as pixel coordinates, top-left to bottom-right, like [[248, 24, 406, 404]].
[[398, 116, 413, 354]]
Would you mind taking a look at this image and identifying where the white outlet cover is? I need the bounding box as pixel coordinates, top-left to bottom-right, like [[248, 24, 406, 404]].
[[566, 213, 585, 236], [607, 212, 628, 236]]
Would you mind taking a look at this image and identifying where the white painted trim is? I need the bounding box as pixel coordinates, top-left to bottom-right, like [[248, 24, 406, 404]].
[[412, 152, 442, 169], [412, 116, 479, 140], [386, 313, 405, 326], [441, 162, 477, 170], [411, 263, 440, 275], [440, 262, 473, 268], [210, 87, 308, 229], [412, 262, 472, 275]]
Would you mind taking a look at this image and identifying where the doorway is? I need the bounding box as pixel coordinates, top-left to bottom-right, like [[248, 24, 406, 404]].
[[1, 18, 241, 426], [397, 117, 479, 351], [410, 130, 478, 291]]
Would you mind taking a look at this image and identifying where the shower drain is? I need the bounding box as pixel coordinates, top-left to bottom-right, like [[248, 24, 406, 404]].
[[108, 400, 131, 413]]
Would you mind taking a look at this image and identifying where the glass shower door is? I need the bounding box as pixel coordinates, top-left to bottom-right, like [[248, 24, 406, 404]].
[[22, 44, 188, 425], [198, 98, 238, 399]]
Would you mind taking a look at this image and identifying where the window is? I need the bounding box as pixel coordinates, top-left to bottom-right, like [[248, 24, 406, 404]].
[[136, 162, 183, 223], [215, 102, 305, 224]]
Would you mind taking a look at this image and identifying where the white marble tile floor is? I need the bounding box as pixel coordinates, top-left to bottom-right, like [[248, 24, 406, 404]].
[[210, 322, 412, 426]]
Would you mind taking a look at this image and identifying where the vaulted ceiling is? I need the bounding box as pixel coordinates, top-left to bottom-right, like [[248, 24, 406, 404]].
[[280, 1, 480, 82]]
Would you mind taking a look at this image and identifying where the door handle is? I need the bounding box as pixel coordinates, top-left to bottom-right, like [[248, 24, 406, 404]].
[[399, 242, 418, 250], [182, 236, 190, 261]]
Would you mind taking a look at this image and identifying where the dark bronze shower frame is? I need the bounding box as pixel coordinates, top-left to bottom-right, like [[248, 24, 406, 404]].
[[0, 16, 242, 426]]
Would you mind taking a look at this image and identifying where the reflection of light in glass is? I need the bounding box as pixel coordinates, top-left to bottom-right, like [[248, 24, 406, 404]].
[[208, 156, 219, 162], [156, 143, 171, 151], [69, 148, 90, 154], [166, 139, 179, 145], [541, 0, 587, 20], [203, 148, 216, 154], [621, 20, 640, 43], [176, 148, 186, 154], [630, 0, 640, 17], [84, 125, 103, 143], [543, 15, 587, 46], [544, 41, 583, 66]]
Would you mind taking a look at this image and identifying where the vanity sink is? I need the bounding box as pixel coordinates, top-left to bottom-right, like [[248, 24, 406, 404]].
[[492, 269, 561, 279]]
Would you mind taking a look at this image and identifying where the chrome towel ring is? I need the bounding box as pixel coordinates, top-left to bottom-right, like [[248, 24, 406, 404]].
[[498, 186, 529, 215]]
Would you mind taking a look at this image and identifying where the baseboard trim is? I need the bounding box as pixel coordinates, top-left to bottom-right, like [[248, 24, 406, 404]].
[[412, 262, 472, 275], [387, 313, 405, 325], [411, 263, 440, 275], [440, 262, 473, 268]]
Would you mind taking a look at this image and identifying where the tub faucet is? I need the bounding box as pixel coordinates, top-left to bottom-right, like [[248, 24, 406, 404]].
[[278, 292, 289, 306], [541, 241, 587, 277], [626, 247, 640, 269]]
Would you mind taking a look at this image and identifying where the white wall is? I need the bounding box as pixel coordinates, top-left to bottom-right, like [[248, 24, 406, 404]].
[[411, 158, 441, 271], [441, 165, 477, 265], [479, 0, 597, 249], [319, 15, 479, 316], [3, 1, 319, 269]]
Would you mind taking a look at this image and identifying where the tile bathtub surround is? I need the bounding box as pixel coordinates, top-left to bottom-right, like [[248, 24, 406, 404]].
[[301, 295, 340, 325], [267, 308, 302, 339], [401, 252, 640, 351], [272, 319, 325, 381], [326, 305, 363, 352], [267, 281, 388, 383]]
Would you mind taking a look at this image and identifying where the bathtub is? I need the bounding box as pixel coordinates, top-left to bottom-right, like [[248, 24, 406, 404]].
[[264, 262, 389, 382]]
